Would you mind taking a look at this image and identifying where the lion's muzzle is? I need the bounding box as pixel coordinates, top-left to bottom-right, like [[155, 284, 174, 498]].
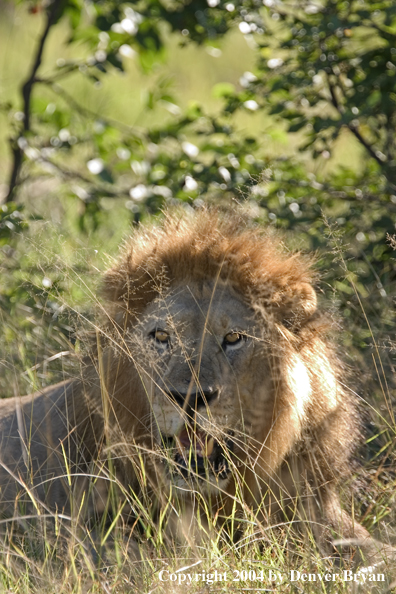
[[160, 426, 235, 483]]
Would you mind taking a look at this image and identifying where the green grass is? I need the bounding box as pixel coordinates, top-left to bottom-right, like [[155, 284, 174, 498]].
[[0, 456, 395, 594], [0, 3, 395, 593], [0, 202, 394, 592], [0, 219, 395, 592]]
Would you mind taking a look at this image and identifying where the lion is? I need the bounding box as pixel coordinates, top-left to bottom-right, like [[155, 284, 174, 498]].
[[0, 209, 391, 563]]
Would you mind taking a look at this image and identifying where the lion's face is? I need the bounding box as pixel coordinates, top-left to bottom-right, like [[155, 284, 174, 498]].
[[134, 280, 270, 492]]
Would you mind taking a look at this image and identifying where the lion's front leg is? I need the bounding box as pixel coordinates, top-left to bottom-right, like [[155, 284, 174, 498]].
[[309, 486, 396, 568]]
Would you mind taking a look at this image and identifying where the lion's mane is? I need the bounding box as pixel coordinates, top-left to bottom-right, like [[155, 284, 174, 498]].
[[1, 208, 376, 559], [101, 209, 359, 490]]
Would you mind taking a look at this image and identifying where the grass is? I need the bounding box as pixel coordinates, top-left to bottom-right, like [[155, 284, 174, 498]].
[[0, 4, 395, 593], [0, 215, 395, 594], [0, 468, 394, 594]]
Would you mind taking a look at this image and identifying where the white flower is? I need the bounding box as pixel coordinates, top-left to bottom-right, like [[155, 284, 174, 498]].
[[87, 158, 104, 174], [267, 58, 284, 69], [239, 71, 257, 87], [119, 45, 136, 59], [120, 18, 138, 35], [131, 160, 150, 175], [305, 4, 320, 14], [95, 50, 107, 62], [17, 137, 28, 149], [219, 166, 231, 182], [59, 129, 70, 142], [116, 148, 131, 160], [183, 176, 198, 192], [124, 7, 143, 24], [25, 147, 40, 160], [129, 184, 148, 201], [111, 23, 124, 34], [244, 100, 259, 111], [42, 277, 52, 289], [182, 142, 199, 158], [239, 22, 251, 34]]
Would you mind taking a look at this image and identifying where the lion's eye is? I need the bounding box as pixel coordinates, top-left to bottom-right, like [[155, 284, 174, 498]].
[[150, 330, 170, 344], [223, 332, 244, 346]]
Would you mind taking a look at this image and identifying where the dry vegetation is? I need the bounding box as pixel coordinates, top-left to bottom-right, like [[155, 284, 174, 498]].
[[0, 212, 395, 594], [0, 2, 396, 592]]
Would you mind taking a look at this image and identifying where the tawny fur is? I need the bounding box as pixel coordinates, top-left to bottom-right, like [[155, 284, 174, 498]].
[[0, 209, 391, 563]]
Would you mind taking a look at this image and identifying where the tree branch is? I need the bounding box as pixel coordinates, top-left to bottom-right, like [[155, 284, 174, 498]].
[[5, 0, 62, 202], [326, 75, 386, 170]]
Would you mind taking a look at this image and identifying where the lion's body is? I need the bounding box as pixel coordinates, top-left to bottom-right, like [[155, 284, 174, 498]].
[[0, 210, 388, 560], [0, 381, 80, 513], [0, 380, 101, 515]]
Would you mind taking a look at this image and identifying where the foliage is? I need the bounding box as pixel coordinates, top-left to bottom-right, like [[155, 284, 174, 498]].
[[0, 0, 394, 437], [3, 0, 395, 385]]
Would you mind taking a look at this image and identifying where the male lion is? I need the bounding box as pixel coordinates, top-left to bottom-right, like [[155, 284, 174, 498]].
[[0, 209, 390, 562]]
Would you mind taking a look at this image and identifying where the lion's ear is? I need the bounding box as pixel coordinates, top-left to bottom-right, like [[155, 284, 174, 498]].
[[278, 282, 317, 332]]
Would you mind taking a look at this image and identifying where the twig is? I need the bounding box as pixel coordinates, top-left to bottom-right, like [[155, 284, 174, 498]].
[[38, 156, 131, 198], [5, 0, 63, 202], [46, 80, 144, 137], [326, 75, 387, 170]]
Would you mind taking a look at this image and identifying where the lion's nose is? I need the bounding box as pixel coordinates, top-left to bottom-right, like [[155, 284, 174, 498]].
[[168, 388, 218, 410]]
